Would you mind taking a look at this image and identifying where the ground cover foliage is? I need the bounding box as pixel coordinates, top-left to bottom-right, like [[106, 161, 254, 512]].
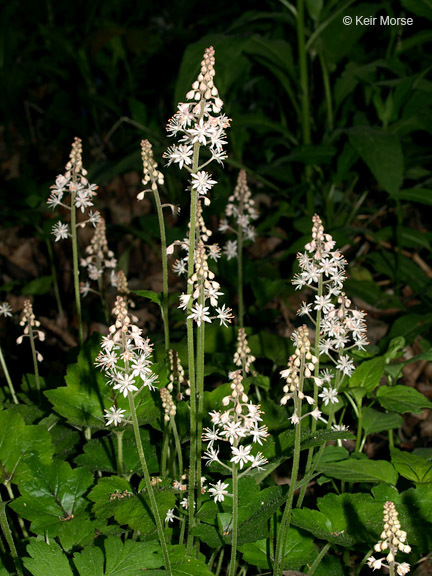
[[1, 0, 432, 575]]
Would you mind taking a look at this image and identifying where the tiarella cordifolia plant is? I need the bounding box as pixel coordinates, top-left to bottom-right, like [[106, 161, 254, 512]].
[[164, 46, 231, 552], [219, 170, 258, 326], [80, 217, 117, 319], [0, 302, 18, 404], [95, 295, 172, 573], [368, 501, 411, 575], [16, 300, 45, 400], [138, 140, 171, 350], [47, 137, 100, 343], [203, 368, 268, 576]]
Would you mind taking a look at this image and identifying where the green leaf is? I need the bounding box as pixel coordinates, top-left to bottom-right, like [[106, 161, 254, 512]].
[[75, 427, 159, 475], [316, 456, 398, 485], [349, 356, 385, 393], [348, 126, 403, 195], [377, 385, 432, 413], [23, 540, 73, 576], [132, 289, 162, 307], [88, 476, 175, 536], [239, 527, 315, 570], [0, 409, 54, 484], [362, 407, 403, 435], [73, 537, 163, 575], [389, 188, 432, 206], [384, 337, 406, 362], [390, 448, 432, 483], [401, 0, 432, 19], [10, 460, 94, 536], [22, 275, 53, 295], [292, 492, 383, 548]]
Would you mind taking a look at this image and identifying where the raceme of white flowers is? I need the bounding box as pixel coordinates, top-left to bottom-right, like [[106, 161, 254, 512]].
[[294, 214, 369, 380], [95, 296, 158, 427], [367, 501, 411, 575], [163, 45, 231, 206], [80, 217, 117, 296], [220, 169, 259, 259], [280, 325, 322, 425], [173, 203, 234, 329], [16, 300, 45, 362], [202, 369, 269, 502], [47, 137, 100, 240]]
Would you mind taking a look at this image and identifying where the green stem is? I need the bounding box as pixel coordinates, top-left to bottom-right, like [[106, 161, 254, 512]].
[[0, 495, 23, 576], [237, 226, 244, 328], [70, 188, 84, 344], [45, 237, 65, 321], [27, 323, 41, 402], [97, 275, 109, 323], [354, 400, 363, 453], [297, 276, 322, 508], [171, 416, 183, 481], [389, 560, 395, 576], [215, 546, 225, 576], [115, 429, 125, 475], [228, 462, 239, 576], [153, 189, 170, 351], [4, 483, 28, 538], [128, 393, 172, 574], [207, 547, 220, 570], [318, 50, 333, 131], [307, 542, 330, 575], [186, 103, 204, 554], [161, 421, 169, 478], [0, 345, 19, 404], [274, 392, 303, 576], [195, 294, 206, 525]]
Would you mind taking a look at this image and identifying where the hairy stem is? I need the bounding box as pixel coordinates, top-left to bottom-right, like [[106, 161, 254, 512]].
[[128, 393, 172, 573], [70, 187, 83, 344], [0, 345, 19, 404], [229, 461, 239, 576], [0, 495, 23, 576], [153, 188, 170, 351], [27, 323, 41, 403]]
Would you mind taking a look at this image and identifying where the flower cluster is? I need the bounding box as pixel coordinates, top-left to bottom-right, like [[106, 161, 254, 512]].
[[16, 300, 45, 362], [163, 46, 230, 206], [80, 217, 117, 296], [294, 214, 368, 378], [233, 328, 256, 375], [160, 387, 176, 422], [95, 296, 158, 426], [280, 325, 322, 424], [219, 170, 259, 259], [114, 270, 135, 309], [168, 349, 190, 401], [174, 206, 234, 329], [368, 501, 411, 575], [202, 370, 269, 501], [47, 137, 100, 240]]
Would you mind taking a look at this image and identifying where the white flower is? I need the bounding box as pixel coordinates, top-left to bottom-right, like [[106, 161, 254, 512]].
[[223, 240, 238, 260], [319, 387, 339, 406], [215, 304, 234, 327], [230, 445, 253, 469], [191, 171, 217, 196], [112, 373, 138, 397], [104, 406, 126, 426], [336, 355, 355, 376], [203, 446, 220, 466], [250, 425, 269, 445], [367, 556, 383, 570], [249, 453, 268, 471], [208, 480, 229, 503], [178, 293, 192, 310], [165, 508, 175, 523], [180, 498, 189, 509], [187, 304, 212, 327], [52, 221, 69, 242], [397, 563, 410, 575], [0, 302, 12, 317]]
